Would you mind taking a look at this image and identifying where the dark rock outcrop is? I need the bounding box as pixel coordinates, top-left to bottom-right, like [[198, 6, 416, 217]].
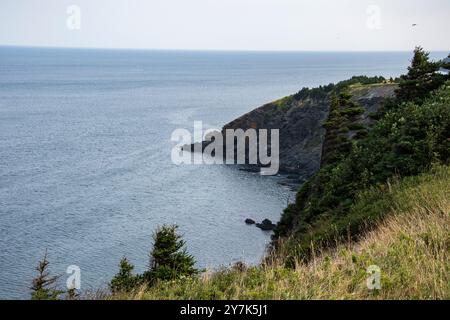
[[245, 218, 256, 225], [223, 96, 329, 180], [256, 219, 276, 231]]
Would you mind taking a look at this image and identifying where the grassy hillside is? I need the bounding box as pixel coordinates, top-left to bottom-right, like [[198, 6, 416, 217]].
[[112, 165, 449, 300]]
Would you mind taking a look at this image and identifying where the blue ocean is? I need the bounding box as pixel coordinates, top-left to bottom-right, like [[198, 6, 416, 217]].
[[0, 47, 445, 298]]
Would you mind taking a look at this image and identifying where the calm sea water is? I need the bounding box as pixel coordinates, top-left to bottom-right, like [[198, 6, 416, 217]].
[[0, 47, 445, 299]]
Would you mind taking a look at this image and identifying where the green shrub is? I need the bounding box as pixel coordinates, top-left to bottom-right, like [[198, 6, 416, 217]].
[[110, 258, 141, 294]]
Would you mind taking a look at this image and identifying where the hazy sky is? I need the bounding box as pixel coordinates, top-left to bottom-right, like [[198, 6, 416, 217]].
[[0, 0, 449, 51]]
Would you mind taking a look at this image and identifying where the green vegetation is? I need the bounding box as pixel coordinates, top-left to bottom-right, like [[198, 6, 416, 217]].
[[396, 47, 447, 105], [110, 258, 141, 294], [273, 95, 295, 109], [442, 54, 450, 70], [321, 91, 366, 165], [274, 48, 450, 263], [334, 75, 387, 92], [293, 84, 334, 101], [31, 251, 63, 300], [109, 225, 199, 294], [112, 166, 449, 300], [143, 225, 199, 284], [293, 75, 386, 101]]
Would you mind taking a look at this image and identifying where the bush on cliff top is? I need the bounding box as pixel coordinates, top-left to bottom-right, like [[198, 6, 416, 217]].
[[293, 75, 386, 101]]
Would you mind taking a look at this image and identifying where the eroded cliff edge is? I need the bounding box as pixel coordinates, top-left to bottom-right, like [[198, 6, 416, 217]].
[[222, 83, 398, 180]]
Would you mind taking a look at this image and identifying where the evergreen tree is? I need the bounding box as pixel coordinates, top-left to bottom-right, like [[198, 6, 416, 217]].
[[110, 257, 141, 293], [396, 46, 445, 104], [442, 54, 450, 69], [30, 251, 63, 300], [144, 225, 198, 284]]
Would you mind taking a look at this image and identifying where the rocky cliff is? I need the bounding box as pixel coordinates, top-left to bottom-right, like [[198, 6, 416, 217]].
[[184, 80, 398, 181], [223, 96, 328, 180], [222, 83, 397, 180]]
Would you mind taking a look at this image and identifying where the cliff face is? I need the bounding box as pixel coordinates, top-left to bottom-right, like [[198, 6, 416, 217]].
[[223, 96, 328, 180], [222, 83, 397, 180]]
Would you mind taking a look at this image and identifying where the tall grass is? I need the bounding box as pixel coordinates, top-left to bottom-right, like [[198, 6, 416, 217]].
[[111, 166, 449, 300]]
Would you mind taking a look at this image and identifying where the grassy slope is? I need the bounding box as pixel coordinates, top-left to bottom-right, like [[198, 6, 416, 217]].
[[113, 165, 449, 300]]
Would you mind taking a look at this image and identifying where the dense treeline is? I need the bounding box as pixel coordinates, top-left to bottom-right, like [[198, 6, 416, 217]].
[[293, 75, 387, 101]]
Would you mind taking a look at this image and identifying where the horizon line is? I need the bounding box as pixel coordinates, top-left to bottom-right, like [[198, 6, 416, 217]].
[[1, 44, 449, 54]]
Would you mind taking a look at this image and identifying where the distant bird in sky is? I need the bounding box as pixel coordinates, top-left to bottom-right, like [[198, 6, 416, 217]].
[[412, 24, 418, 27]]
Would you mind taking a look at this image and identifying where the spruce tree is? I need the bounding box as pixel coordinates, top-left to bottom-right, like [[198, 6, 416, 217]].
[[144, 225, 198, 284], [110, 257, 141, 293], [30, 251, 63, 300], [396, 46, 444, 104]]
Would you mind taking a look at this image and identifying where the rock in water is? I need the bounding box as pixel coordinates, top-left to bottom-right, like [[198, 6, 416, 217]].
[[256, 219, 276, 231], [245, 218, 256, 225]]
